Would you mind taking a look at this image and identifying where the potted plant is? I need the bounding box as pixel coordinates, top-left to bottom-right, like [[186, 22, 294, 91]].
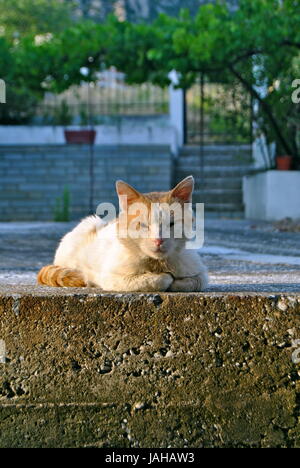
[[275, 154, 293, 170], [64, 128, 96, 144], [271, 108, 300, 170], [65, 68, 97, 144], [64, 103, 96, 144]]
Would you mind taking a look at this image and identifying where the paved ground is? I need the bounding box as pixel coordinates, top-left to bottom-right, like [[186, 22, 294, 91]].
[[0, 218, 299, 292]]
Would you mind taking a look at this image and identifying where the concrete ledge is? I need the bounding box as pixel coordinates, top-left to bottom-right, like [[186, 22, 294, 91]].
[[243, 171, 300, 221], [0, 123, 176, 151], [0, 286, 300, 448]]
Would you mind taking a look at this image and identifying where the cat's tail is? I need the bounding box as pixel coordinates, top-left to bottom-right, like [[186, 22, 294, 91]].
[[37, 265, 86, 287]]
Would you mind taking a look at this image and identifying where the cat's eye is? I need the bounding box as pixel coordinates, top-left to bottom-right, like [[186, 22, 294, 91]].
[[136, 222, 148, 229]]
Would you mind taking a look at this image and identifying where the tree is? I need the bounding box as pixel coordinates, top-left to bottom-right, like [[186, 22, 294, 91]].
[[0, 0, 74, 123], [102, 0, 300, 159], [0, 35, 40, 123], [2, 0, 300, 160]]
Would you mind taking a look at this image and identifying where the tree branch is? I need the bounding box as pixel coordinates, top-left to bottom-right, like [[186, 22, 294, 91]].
[[228, 64, 294, 156], [281, 40, 300, 49]]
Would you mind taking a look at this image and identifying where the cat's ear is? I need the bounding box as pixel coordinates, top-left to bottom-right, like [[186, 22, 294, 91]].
[[171, 176, 194, 203], [116, 180, 142, 209]]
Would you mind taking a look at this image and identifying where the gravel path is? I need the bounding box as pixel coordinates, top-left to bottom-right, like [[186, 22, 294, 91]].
[[0, 218, 299, 293]]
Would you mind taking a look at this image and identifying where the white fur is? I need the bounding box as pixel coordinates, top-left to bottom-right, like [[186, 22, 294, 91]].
[[54, 215, 208, 292]]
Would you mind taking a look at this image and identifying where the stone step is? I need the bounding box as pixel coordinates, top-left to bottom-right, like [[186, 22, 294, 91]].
[[193, 189, 243, 204], [175, 145, 255, 215], [198, 202, 245, 212], [176, 174, 245, 191], [193, 178, 242, 190], [180, 144, 252, 155], [1, 286, 299, 448], [176, 155, 253, 166], [176, 166, 255, 179], [204, 210, 245, 218]]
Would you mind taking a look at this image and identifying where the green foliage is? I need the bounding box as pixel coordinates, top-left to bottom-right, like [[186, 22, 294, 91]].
[[113, 0, 299, 159], [186, 77, 252, 144], [43, 99, 74, 126], [79, 104, 89, 126], [1, 0, 300, 159], [103, 0, 299, 158], [0, 0, 73, 124], [207, 88, 252, 144], [0, 36, 39, 123], [54, 186, 71, 222], [0, 85, 39, 124]]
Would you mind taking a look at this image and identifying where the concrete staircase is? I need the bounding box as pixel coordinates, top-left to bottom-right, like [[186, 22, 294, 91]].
[[174, 145, 254, 217]]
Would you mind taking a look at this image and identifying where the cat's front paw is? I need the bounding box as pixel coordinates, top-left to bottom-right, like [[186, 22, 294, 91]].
[[168, 275, 207, 292], [154, 273, 174, 291], [168, 278, 191, 292]]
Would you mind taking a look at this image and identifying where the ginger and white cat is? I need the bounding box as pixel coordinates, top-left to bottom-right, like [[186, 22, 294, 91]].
[[37, 176, 208, 292]]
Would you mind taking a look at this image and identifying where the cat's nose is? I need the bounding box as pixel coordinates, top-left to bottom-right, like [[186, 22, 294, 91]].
[[154, 238, 164, 247]]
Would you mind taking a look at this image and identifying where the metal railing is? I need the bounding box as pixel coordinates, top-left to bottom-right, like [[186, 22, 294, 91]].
[[184, 75, 253, 145], [36, 69, 169, 125]]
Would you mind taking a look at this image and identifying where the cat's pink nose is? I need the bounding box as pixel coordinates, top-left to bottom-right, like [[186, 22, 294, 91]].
[[154, 238, 164, 247]]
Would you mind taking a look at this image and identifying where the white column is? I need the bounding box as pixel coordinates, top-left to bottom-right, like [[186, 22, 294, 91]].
[[168, 70, 184, 153]]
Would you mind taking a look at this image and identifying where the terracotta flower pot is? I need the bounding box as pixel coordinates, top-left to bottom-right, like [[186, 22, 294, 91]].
[[276, 155, 293, 170], [64, 130, 96, 144]]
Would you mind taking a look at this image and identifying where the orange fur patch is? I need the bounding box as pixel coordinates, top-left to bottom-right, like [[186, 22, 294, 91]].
[[37, 265, 86, 287]]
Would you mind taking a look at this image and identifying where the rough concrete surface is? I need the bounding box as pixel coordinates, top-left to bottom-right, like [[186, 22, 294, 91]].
[[0, 289, 300, 448], [0, 219, 299, 447]]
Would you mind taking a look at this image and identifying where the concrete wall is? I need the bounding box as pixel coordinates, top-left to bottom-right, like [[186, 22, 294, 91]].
[[0, 81, 185, 155], [243, 170, 300, 221], [0, 119, 178, 153], [0, 286, 299, 448], [0, 145, 173, 221]]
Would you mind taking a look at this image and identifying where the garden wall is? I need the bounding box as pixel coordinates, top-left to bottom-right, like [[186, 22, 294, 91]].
[[0, 145, 173, 221]]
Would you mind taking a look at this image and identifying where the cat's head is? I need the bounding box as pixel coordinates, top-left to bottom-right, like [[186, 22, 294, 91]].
[[116, 176, 194, 259]]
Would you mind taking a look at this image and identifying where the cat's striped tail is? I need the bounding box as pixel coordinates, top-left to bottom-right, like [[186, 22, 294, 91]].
[[37, 265, 86, 287]]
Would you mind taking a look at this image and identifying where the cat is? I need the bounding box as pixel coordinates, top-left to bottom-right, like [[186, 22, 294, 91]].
[[37, 175, 208, 292]]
